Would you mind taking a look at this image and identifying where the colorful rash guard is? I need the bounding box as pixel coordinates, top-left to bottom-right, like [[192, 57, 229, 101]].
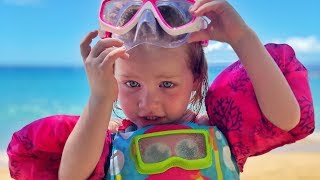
[[7, 44, 315, 179]]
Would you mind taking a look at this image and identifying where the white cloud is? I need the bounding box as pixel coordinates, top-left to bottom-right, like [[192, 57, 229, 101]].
[[286, 36, 320, 53], [3, 0, 41, 6], [204, 42, 237, 64], [272, 36, 320, 53], [206, 36, 320, 54], [204, 42, 232, 53], [205, 36, 320, 65]]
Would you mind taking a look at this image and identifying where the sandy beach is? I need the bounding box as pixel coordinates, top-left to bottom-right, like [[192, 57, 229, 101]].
[[0, 167, 11, 180], [1, 134, 319, 179], [241, 133, 320, 179], [241, 153, 320, 180]]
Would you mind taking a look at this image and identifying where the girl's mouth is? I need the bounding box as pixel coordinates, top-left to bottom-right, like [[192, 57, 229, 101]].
[[144, 116, 161, 121]]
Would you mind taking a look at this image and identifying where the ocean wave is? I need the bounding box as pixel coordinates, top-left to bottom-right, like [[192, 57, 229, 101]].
[[3, 102, 83, 121], [309, 71, 320, 78]]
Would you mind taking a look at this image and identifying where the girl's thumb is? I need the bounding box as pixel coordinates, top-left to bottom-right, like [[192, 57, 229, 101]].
[[187, 29, 210, 43]]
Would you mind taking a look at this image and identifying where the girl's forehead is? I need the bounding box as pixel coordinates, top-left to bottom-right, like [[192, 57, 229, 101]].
[[128, 45, 188, 59], [115, 45, 192, 77], [128, 47, 188, 69]]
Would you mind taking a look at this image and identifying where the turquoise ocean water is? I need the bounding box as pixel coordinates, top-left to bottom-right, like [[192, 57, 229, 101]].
[[0, 64, 319, 152]]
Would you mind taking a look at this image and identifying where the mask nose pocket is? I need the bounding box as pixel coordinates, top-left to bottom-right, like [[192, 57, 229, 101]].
[[134, 10, 160, 42]]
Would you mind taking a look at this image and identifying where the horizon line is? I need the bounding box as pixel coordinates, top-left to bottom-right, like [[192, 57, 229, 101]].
[[0, 62, 319, 69]]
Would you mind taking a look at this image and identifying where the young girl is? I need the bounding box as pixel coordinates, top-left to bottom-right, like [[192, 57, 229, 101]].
[[7, 0, 314, 179]]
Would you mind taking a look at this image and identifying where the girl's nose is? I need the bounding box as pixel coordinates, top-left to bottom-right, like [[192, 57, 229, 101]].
[[138, 89, 161, 113]]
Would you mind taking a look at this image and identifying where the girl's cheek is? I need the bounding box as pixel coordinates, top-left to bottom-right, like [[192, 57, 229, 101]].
[[118, 88, 139, 103], [117, 91, 135, 114], [164, 91, 190, 107], [166, 92, 181, 100], [165, 87, 190, 99]]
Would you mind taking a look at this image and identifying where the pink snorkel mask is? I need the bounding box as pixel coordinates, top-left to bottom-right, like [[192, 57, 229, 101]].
[[99, 0, 208, 50]]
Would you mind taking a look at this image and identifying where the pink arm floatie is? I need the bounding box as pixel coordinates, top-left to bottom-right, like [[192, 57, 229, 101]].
[[7, 115, 112, 180], [205, 43, 315, 172]]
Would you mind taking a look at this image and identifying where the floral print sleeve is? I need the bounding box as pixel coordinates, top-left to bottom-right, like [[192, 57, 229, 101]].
[[205, 43, 315, 172]]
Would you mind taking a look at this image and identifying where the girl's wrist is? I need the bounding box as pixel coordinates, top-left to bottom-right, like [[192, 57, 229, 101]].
[[89, 94, 114, 107], [87, 94, 114, 125], [229, 27, 256, 50]]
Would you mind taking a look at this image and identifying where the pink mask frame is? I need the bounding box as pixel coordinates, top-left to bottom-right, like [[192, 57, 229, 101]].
[[99, 0, 209, 46]]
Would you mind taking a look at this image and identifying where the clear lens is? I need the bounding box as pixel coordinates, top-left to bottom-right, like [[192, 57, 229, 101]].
[[101, 0, 142, 26], [156, 0, 194, 27], [117, 5, 140, 26]]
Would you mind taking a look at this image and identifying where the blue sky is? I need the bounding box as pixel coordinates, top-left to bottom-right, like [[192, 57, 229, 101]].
[[0, 0, 319, 67]]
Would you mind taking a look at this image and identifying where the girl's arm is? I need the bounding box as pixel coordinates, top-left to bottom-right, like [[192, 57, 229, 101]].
[[59, 96, 113, 179], [188, 1, 300, 131], [59, 31, 129, 179], [230, 29, 300, 131]]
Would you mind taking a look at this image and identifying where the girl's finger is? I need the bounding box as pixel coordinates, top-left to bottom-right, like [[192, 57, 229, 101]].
[[187, 28, 211, 43], [204, 11, 218, 21], [97, 46, 129, 63], [95, 47, 113, 64], [99, 46, 128, 71], [193, 0, 225, 17], [91, 38, 124, 58], [80, 30, 98, 61], [190, 0, 212, 13], [120, 52, 130, 60]]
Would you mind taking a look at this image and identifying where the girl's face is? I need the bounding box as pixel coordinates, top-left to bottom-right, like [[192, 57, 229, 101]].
[[115, 45, 197, 129]]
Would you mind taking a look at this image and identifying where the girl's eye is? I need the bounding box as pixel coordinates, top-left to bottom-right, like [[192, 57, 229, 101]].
[[160, 81, 174, 88], [125, 81, 140, 87]]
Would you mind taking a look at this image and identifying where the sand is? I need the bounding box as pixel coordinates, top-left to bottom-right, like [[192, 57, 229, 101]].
[[241, 153, 320, 180], [1, 134, 319, 179], [0, 168, 11, 180]]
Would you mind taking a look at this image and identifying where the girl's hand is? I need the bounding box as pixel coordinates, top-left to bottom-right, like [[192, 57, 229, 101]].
[[188, 0, 251, 46], [80, 30, 129, 101]]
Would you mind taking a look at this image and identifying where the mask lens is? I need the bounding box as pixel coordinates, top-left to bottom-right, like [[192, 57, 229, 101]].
[[158, 6, 186, 27], [157, 0, 194, 27], [117, 5, 140, 26], [101, 0, 142, 27]]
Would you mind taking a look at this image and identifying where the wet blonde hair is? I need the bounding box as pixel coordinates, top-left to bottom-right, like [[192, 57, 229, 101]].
[[186, 42, 208, 114]]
